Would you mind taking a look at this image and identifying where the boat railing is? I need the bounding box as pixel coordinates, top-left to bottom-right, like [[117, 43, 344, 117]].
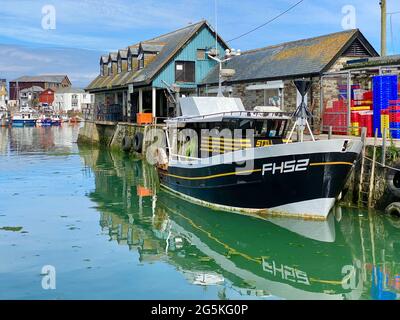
[[168, 110, 290, 122]]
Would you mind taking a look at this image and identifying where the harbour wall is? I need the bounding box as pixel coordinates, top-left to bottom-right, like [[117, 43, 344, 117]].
[[78, 121, 162, 158], [341, 145, 400, 212]]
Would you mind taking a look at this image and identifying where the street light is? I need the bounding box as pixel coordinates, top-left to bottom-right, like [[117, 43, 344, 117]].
[[208, 48, 241, 97]]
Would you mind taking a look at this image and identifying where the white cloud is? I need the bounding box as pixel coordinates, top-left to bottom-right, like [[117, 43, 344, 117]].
[[0, 44, 102, 88]]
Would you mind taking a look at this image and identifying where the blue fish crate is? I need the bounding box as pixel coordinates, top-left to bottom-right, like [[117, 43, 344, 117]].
[[372, 75, 398, 137], [390, 122, 400, 139]]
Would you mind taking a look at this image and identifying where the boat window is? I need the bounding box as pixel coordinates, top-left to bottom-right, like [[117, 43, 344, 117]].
[[258, 119, 287, 138]]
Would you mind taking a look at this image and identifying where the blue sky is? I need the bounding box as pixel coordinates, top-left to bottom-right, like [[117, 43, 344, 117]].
[[0, 0, 399, 88]]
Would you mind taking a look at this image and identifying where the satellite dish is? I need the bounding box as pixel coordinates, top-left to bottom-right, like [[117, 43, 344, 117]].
[[208, 48, 219, 57], [220, 69, 236, 78]]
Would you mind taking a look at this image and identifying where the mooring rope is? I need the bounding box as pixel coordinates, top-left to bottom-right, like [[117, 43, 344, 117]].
[[363, 155, 400, 172]]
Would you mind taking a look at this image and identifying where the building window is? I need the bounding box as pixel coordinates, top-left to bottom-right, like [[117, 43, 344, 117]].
[[128, 55, 132, 71], [175, 61, 195, 83], [108, 62, 112, 76], [197, 49, 207, 60], [138, 53, 144, 70], [100, 63, 104, 76], [118, 59, 122, 73]]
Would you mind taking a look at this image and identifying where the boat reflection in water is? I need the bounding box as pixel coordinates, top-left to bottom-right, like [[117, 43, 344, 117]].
[[82, 149, 400, 300]]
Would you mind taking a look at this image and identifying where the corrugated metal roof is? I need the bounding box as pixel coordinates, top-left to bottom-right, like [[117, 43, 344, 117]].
[[87, 20, 223, 91], [11, 75, 69, 83], [201, 29, 376, 84]]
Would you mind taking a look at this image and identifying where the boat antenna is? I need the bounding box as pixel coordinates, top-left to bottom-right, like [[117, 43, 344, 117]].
[[215, 0, 218, 51], [286, 79, 315, 143]]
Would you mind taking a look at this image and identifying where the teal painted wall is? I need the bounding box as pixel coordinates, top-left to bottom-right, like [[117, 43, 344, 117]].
[[152, 26, 227, 89]]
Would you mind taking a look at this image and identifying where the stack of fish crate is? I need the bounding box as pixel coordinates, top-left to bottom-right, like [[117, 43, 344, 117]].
[[373, 75, 398, 138]]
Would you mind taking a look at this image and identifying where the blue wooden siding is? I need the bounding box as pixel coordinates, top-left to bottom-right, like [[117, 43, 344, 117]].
[[152, 27, 227, 88]]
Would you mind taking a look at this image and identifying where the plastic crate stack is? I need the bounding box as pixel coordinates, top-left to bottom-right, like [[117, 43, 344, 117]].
[[358, 110, 373, 137], [373, 75, 398, 138], [350, 90, 373, 136], [389, 100, 400, 139], [323, 100, 347, 134]]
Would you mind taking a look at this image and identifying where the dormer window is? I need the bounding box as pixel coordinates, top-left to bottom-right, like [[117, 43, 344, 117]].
[[100, 62, 104, 76], [128, 54, 132, 71], [118, 59, 122, 73], [138, 53, 144, 70], [108, 62, 112, 76]]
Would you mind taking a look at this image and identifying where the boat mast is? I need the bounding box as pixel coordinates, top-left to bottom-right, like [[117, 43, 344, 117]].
[[286, 79, 315, 143], [208, 1, 240, 97]]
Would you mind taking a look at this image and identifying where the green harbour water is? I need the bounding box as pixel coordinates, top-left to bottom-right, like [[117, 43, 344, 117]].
[[0, 125, 400, 300]]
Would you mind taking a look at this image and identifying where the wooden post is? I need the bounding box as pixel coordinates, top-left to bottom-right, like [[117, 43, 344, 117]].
[[358, 127, 367, 207], [328, 126, 332, 140], [382, 127, 387, 167], [152, 87, 157, 120], [381, 0, 387, 56], [368, 128, 378, 208]]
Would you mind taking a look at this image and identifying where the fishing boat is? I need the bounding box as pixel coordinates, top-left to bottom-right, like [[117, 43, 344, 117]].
[[36, 115, 52, 127], [156, 80, 363, 220], [51, 115, 62, 126], [0, 106, 11, 127], [11, 109, 38, 127]]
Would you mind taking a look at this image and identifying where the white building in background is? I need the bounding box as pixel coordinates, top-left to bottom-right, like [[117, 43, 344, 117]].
[[0, 79, 8, 108], [54, 87, 93, 112]]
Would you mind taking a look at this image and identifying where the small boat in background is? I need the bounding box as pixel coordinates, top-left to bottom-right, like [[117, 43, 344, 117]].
[[61, 115, 69, 123], [12, 108, 38, 127], [51, 115, 62, 126], [69, 116, 83, 124], [36, 115, 52, 127]]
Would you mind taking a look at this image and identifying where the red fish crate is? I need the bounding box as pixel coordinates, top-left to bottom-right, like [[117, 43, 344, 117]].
[[323, 107, 347, 135], [363, 91, 373, 100], [389, 105, 400, 122], [332, 99, 347, 112], [359, 111, 373, 137]]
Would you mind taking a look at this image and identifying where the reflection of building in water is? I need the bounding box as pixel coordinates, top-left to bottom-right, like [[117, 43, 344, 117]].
[[83, 148, 400, 300], [0, 128, 9, 154], [3, 127, 78, 154], [339, 212, 400, 300]]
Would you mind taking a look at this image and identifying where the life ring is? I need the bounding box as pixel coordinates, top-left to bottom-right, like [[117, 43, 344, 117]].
[[121, 136, 132, 152], [386, 163, 400, 198], [133, 132, 144, 153]]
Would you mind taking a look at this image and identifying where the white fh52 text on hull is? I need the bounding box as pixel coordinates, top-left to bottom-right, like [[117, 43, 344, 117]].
[[262, 159, 310, 175]]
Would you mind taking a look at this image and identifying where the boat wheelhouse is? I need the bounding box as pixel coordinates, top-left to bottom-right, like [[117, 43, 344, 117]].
[[12, 108, 38, 127], [157, 94, 362, 220]]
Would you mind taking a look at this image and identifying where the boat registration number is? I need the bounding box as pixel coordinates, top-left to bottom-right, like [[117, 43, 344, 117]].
[[262, 159, 310, 175]]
